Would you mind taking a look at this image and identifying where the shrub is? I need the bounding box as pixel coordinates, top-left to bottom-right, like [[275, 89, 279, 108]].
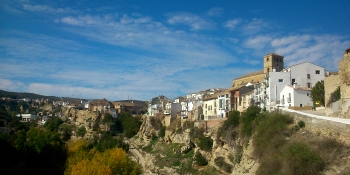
[[253, 113, 292, 159], [76, 126, 86, 137], [150, 117, 162, 130], [159, 126, 166, 138], [298, 120, 305, 128], [194, 152, 208, 166], [240, 106, 261, 137], [176, 127, 183, 134], [214, 157, 232, 173], [235, 145, 243, 164], [197, 136, 213, 151], [283, 143, 325, 175]]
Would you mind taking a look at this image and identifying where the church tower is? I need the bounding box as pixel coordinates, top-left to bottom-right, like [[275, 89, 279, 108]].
[[263, 53, 284, 74]]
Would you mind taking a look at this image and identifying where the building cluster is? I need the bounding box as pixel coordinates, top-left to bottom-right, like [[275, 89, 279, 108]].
[[147, 51, 345, 125]]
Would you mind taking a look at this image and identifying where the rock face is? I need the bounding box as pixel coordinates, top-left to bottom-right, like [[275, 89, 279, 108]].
[[164, 129, 191, 144], [137, 115, 159, 140], [180, 145, 192, 154], [325, 48, 350, 118], [338, 48, 350, 118], [61, 108, 101, 138]]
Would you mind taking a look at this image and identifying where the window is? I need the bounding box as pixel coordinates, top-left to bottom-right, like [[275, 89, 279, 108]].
[[291, 79, 295, 85], [307, 93, 309, 96], [267, 68, 270, 72], [316, 70, 320, 74], [307, 83, 312, 88], [267, 57, 269, 61], [278, 79, 283, 82], [307, 74, 310, 79]]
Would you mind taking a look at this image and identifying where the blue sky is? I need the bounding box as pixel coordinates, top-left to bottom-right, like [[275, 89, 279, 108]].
[[1, 0, 349, 101]]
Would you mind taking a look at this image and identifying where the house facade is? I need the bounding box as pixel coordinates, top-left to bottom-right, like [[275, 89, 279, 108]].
[[280, 85, 313, 110]]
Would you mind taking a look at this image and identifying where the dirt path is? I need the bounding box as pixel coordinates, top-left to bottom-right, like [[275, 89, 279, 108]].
[[129, 145, 146, 167]]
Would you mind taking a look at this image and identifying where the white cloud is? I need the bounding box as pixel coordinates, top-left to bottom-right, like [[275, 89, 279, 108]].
[[271, 35, 311, 47], [167, 12, 215, 30], [207, 7, 224, 17], [243, 33, 350, 71], [244, 35, 273, 49], [242, 18, 271, 34], [22, 4, 75, 14], [224, 19, 242, 30], [243, 59, 260, 65], [0, 78, 26, 91]]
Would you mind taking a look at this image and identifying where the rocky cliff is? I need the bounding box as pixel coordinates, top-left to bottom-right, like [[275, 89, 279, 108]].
[[61, 108, 102, 138]]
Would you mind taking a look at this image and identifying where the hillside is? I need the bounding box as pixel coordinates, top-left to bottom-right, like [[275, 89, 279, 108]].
[[128, 107, 350, 175], [0, 89, 81, 103], [115, 100, 148, 109]]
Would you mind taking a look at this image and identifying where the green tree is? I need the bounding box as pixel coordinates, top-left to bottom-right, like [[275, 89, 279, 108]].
[[44, 117, 63, 132], [59, 124, 75, 141], [118, 112, 142, 138], [76, 126, 87, 137], [159, 126, 166, 138], [241, 106, 261, 137], [310, 80, 325, 106], [327, 86, 341, 107]]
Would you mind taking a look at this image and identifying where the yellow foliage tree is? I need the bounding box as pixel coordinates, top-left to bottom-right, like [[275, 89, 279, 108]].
[[65, 143, 142, 175], [70, 159, 112, 175]]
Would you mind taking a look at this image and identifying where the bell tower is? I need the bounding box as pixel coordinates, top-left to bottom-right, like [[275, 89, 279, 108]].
[[263, 53, 284, 74]]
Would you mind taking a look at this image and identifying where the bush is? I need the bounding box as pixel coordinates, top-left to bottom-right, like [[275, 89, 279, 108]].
[[235, 145, 243, 164], [214, 157, 232, 173], [176, 127, 183, 134], [44, 117, 63, 132], [283, 143, 325, 175], [241, 106, 261, 137], [298, 120, 305, 128], [194, 152, 208, 166], [150, 117, 162, 130], [159, 126, 166, 138], [197, 136, 213, 151], [253, 113, 292, 159], [217, 111, 240, 142], [76, 126, 86, 137]]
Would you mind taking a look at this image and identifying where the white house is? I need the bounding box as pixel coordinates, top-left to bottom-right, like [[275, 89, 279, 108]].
[[265, 71, 291, 109], [217, 90, 230, 118], [203, 94, 218, 120], [16, 114, 38, 122], [280, 85, 313, 109], [283, 62, 326, 88], [255, 61, 326, 110]]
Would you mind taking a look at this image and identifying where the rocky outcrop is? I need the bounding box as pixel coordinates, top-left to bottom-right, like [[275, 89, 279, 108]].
[[164, 129, 191, 144], [61, 108, 101, 138], [137, 115, 160, 140]]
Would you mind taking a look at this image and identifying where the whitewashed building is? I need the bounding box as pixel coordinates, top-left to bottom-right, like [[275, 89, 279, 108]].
[[16, 114, 38, 122], [255, 61, 326, 110], [280, 85, 313, 109]]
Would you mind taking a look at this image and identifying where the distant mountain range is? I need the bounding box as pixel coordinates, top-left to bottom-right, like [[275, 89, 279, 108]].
[[0, 90, 148, 108]]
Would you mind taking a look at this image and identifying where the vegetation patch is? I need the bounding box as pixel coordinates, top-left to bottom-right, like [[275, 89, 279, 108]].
[[214, 156, 232, 173], [194, 152, 208, 166]]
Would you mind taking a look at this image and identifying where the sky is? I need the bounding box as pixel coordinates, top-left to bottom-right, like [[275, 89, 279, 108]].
[[0, 0, 349, 101]]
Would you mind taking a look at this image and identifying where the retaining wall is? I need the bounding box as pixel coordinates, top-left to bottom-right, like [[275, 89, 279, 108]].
[[282, 109, 350, 146]]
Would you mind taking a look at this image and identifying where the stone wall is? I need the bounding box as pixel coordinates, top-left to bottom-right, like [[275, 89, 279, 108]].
[[282, 110, 350, 146]]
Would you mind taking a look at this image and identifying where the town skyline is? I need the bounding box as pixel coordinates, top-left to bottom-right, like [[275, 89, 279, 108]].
[[1, 0, 349, 101]]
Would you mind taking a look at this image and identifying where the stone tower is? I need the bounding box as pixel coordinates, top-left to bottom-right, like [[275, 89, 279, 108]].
[[263, 53, 284, 74]]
